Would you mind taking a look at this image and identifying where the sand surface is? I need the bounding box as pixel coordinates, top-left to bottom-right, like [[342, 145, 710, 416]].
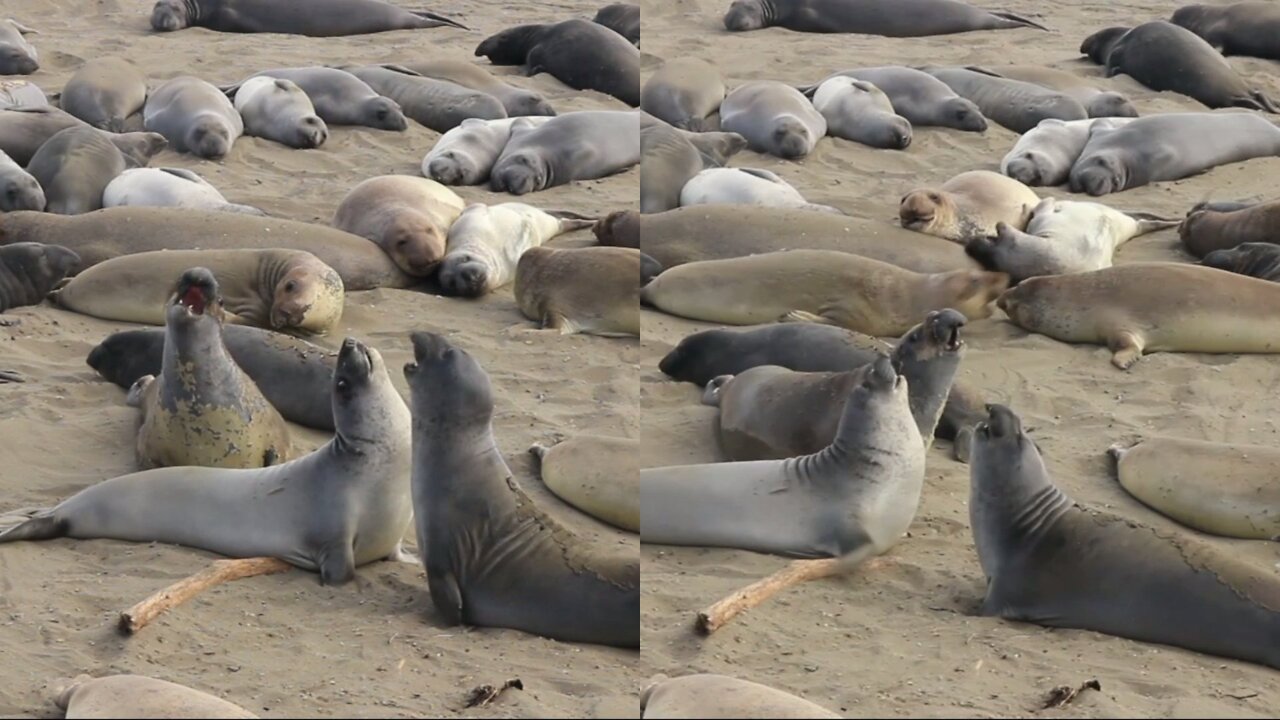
[[0, 0, 638, 717], [640, 0, 1280, 717]]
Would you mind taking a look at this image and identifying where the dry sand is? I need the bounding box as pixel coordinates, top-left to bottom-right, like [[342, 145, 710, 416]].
[[0, 0, 638, 717], [640, 0, 1280, 717]]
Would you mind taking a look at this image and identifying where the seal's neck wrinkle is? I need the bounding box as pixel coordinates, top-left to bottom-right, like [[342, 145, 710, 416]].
[[256, 252, 290, 314], [0, 258, 39, 310], [1009, 482, 1072, 542], [183, 0, 201, 22], [761, 0, 776, 24]]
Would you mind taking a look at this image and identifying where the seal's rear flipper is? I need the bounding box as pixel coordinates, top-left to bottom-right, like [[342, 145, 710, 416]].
[[0, 511, 66, 543], [640, 252, 663, 285], [701, 375, 732, 407], [1250, 91, 1279, 114], [409, 10, 469, 31], [0, 370, 24, 383], [992, 11, 1049, 31]]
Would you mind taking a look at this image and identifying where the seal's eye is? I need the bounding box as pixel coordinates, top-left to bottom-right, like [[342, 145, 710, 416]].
[[336, 377, 350, 394], [929, 193, 941, 203], [284, 280, 296, 293], [397, 239, 408, 249]]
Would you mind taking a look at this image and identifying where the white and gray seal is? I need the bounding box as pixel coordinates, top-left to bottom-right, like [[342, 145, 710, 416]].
[[227, 66, 407, 130], [680, 167, 842, 214], [421, 116, 551, 186], [811, 76, 912, 150], [721, 81, 826, 160], [231, 76, 328, 149], [437, 202, 594, 297], [1001, 117, 1132, 187], [103, 167, 266, 215]]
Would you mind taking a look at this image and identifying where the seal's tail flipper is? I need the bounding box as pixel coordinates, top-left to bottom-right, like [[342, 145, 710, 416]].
[[701, 375, 732, 407], [1107, 440, 1139, 470], [796, 84, 818, 99], [1251, 91, 1280, 114], [0, 509, 66, 544], [1126, 213, 1181, 235], [992, 11, 1049, 31], [409, 10, 469, 31]]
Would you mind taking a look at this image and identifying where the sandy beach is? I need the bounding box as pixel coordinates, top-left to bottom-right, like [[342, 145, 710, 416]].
[[640, 0, 1280, 717]]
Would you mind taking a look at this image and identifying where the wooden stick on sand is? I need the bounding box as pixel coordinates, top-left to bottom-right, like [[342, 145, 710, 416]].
[[118, 557, 292, 635], [696, 556, 886, 636]]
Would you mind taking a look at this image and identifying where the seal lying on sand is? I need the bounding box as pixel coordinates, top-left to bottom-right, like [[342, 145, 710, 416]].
[[900, 170, 1039, 243], [59, 57, 148, 132], [810, 77, 912, 150], [150, 0, 466, 35], [923, 65, 1087, 133], [641, 116, 746, 213], [475, 19, 639, 106], [0, 148, 43, 211], [438, 203, 594, 298], [1201, 242, 1280, 282], [225, 67, 408, 131], [1001, 117, 1133, 187], [801, 66, 987, 132], [0, 338, 414, 587], [0, 19, 37, 75], [987, 64, 1138, 118], [56, 675, 258, 719], [404, 332, 639, 648], [332, 175, 464, 277], [144, 76, 243, 159], [401, 59, 556, 117], [515, 246, 641, 337], [970, 404, 1280, 671], [489, 110, 639, 195], [231, 76, 328, 149], [723, 0, 1047, 35], [26, 126, 166, 215], [0, 242, 79, 313], [594, 3, 639, 44], [641, 58, 725, 131], [423, 117, 551, 187], [0, 106, 87, 165], [641, 674, 841, 719], [720, 81, 826, 160], [129, 268, 291, 470], [344, 64, 506, 133], [103, 167, 266, 215], [680, 168, 842, 214], [1179, 198, 1280, 257], [530, 435, 638, 532], [1171, 2, 1280, 60]]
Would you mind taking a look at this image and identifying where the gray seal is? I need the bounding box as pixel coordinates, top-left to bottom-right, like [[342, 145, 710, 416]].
[[1201, 242, 1280, 282], [0, 338, 414, 587], [0, 106, 87, 165], [988, 64, 1138, 119], [0, 19, 37, 75], [343, 64, 506, 133], [1000, 117, 1132, 187], [0, 79, 45, 109], [401, 59, 556, 117], [969, 404, 1280, 671], [810, 77, 912, 150], [490, 110, 639, 195], [721, 81, 826, 159], [475, 19, 640, 107], [0, 148, 43, 211], [1171, 2, 1280, 61], [60, 57, 148, 132], [404, 331, 639, 648], [0, 242, 79, 313], [593, 3, 639, 44], [801, 67, 987, 132], [227, 67, 407, 131], [26, 127, 167, 215], [144, 76, 244, 159], [421, 117, 551, 186], [641, 58, 726, 132], [641, 118, 746, 213], [149, 0, 466, 35], [231, 76, 328, 148], [922, 65, 1087, 134], [723, 0, 1047, 35], [1179, 198, 1280, 257]]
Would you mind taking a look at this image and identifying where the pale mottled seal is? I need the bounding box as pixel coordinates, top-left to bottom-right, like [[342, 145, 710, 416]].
[[721, 81, 826, 159], [641, 675, 841, 719], [811, 76, 911, 149], [642, 354, 924, 564], [60, 57, 148, 132], [1069, 112, 1280, 196], [144, 76, 244, 159], [900, 170, 1039, 243], [1180, 199, 1280, 257], [231, 76, 328, 149], [0, 148, 43, 211], [966, 198, 1178, 282], [1171, 2, 1280, 60], [999, 262, 1280, 369], [52, 248, 344, 336], [89, 324, 336, 431], [26, 127, 165, 215], [150, 0, 466, 35], [422, 116, 551, 186], [989, 64, 1138, 118], [641, 118, 745, 213], [0, 19, 37, 75], [103, 167, 265, 215], [515, 246, 640, 336], [56, 675, 258, 719], [0, 338, 414, 586], [344, 64, 506, 133], [922, 65, 1087, 133], [129, 267, 291, 470], [0, 106, 86, 165], [970, 404, 1280, 671], [1001, 117, 1132, 187], [723, 0, 1047, 35], [404, 332, 639, 648], [0, 242, 78, 312], [490, 110, 639, 195], [438, 202, 594, 297], [228, 67, 407, 130], [475, 19, 640, 106], [0, 79, 44, 109], [530, 435, 638, 532], [1201, 242, 1280, 282], [332, 175, 464, 276], [1111, 436, 1280, 541], [802, 67, 987, 132], [642, 249, 1008, 336], [402, 59, 556, 117], [593, 3, 639, 44], [641, 58, 725, 131], [681, 167, 841, 213], [1082, 21, 1279, 112]]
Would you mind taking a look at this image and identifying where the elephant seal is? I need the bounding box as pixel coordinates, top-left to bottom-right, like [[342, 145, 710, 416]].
[[1201, 242, 1280, 282], [56, 675, 258, 719], [723, 0, 1047, 35], [103, 167, 265, 215], [802, 67, 987, 132], [707, 308, 965, 461], [641, 59, 725, 132], [529, 435, 638, 532], [52, 248, 344, 336], [641, 675, 840, 719], [228, 67, 407, 130], [89, 324, 336, 431], [900, 170, 1039, 243], [422, 116, 551, 186], [515, 246, 640, 336], [680, 167, 842, 213], [1179, 199, 1280, 257], [401, 59, 556, 117], [923, 66, 1087, 134], [0, 79, 44, 109], [150, 0, 466, 35], [0, 242, 78, 312], [1001, 117, 1132, 187], [404, 331, 639, 648], [641, 118, 746, 213], [490, 110, 639, 195], [998, 262, 1280, 369], [966, 198, 1178, 281], [970, 404, 1280, 671], [438, 203, 594, 297], [1069, 112, 1280, 197], [0, 106, 87, 165], [635, 205, 979, 272], [130, 267, 291, 470], [26, 127, 165, 215], [1171, 2, 1280, 60], [642, 249, 1008, 336], [332, 175, 464, 276], [594, 209, 639, 249], [642, 354, 925, 563], [1084, 22, 1279, 112], [144, 76, 244, 159], [0, 19, 37, 75], [0, 148, 43, 211], [989, 64, 1138, 118], [811, 76, 912, 149], [231, 76, 328, 149], [0, 338, 414, 586], [1110, 436, 1280, 541], [343, 64, 506, 133], [60, 57, 148, 132], [721, 81, 826, 159], [475, 19, 640, 106], [0, 208, 410, 290], [594, 3, 639, 44]]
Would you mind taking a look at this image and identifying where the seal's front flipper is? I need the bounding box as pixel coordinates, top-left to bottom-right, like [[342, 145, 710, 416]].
[[387, 542, 419, 566], [427, 567, 464, 625], [125, 375, 154, 408], [317, 543, 356, 586], [778, 310, 834, 326], [1108, 330, 1145, 370]]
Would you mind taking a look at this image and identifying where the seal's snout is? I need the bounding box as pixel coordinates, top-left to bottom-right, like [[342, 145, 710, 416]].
[[927, 308, 967, 351], [337, 337, 372, 378], [866, 354, 898, 391], [983, 404, 1022, 439], [409, 331, 454, 365]]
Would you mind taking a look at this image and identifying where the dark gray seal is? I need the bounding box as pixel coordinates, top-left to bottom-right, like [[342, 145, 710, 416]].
[[400, 59, 556, 117], [490, 110, 638, 195], [475, 19, 640, 107], [60, 57, 148, 132], [969, 404, 1280, 671], [0, 148, 43, 211], [0, 242, 79, 312], [593, 3, 639, 44], [150, 0, 466, 35], [990, 65, 1138, 119], [0, 107, 88, 165], [0, 19, 37, 75], [801, 67, 988, 132], [404, 331, 639, 648], [26, 127, 166, 215], [641, 119, 746, 213], [1179, 198, 1280, 257], [343, 64, 506, 133], [724, 0, 1047, 35], [1171, 2, 1280, 61], [227, 67, 407, 131], [922, 66, 1087, 134], [1201, 242, 1280, 282]]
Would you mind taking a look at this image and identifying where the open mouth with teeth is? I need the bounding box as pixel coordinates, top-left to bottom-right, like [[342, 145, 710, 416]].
[[944, 324, 963, 351], [172, 269, 218, 318]]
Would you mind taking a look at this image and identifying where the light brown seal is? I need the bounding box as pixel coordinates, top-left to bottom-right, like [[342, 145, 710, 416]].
[[55, 675, 258, 719], [641, 674, 840, 719], [332, 175, 464, 276], [514, 246, 641, 337], [899, 170, 1039, 243], [529, 435, 638, 532], [1179, 198, 1280, 258]]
